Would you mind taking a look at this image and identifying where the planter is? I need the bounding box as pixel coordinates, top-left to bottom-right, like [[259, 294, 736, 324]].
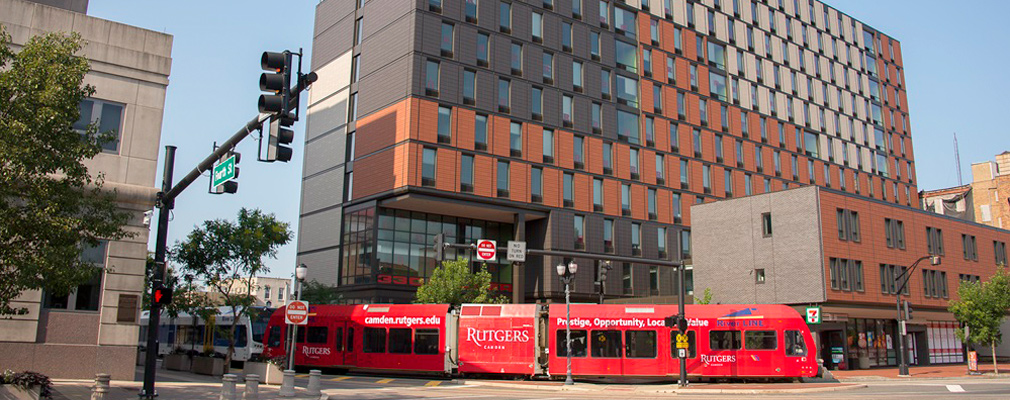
[[243, 362, 285, 385], [0, 385, 41, 400], [164, 353, 193, 371], [191, 356, 225, 376]]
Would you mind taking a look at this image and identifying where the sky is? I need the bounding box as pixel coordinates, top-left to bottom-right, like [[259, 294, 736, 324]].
[[84, 0, 1010, 280]]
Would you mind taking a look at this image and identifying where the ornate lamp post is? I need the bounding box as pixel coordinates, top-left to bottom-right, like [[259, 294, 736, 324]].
[[288, 263, 308, 371], [556, 261, 578, 385]]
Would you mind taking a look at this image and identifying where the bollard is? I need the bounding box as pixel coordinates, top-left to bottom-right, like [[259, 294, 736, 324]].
[[278, 370, 296, 397], [243, 374, 260, 400], [220, 374, 238, 400], [90, 373, 110, 400], [306, 370, 322, 396]]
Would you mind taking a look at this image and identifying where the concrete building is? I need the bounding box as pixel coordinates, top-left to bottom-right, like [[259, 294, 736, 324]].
[[920, 185, 973, 222], [970, 151, 1010, 230], [0, 0, 172, 379], [221, 276, 292, 308], [693, 185, 1010, 369], [300, 0, 916, 304]]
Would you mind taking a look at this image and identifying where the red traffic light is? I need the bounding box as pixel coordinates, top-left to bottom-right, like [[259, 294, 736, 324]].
[[153, 287, 173, 306]]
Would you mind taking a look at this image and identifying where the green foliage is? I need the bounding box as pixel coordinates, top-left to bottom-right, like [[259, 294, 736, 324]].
[[414, 259, 508, 305], [694, 288, 713, 305], [0, 27, 130, 316], [0, 370, 53, 399], [171, 208, 291, 370], [949, 267, 1010, 374], [300, 279, 344, 305]]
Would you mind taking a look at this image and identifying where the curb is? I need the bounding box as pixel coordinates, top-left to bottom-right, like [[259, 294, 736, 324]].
[[838, 375, 1010, 382], [457, 380, 596, 391], [648, 383, 867, 394]]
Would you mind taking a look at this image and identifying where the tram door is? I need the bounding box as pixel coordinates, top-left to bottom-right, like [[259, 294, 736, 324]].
[[343, 324, 356, 367]]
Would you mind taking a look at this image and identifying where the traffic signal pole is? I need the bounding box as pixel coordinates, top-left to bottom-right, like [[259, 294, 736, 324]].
[[139, 63, 316, 400]]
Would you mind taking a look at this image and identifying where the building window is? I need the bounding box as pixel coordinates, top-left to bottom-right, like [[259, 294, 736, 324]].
[[591, 102, 602, 133], [590, 31, 600, 60], [463, 69, 476, 104], [655, 154, 665, 183], [351, 55, 360, 83], [649, 266, 659, 294], [574, 136, 585, 168], [511, 42, 522, 75], [532, 12, 543, 42], [761, 213, 772, 237], [616, 75, 638, 107], [680, 230, 691, 260], [604, 218, 614, 253], [616, 40, 638, 72], [629, 148, 640, 179], [461, 154, 474, 192], [643, 49, 653, 77], [702, 164, 711, 193], [499, 1, 511, 33], [622, 263, 632, 294], [621, 184, 631, 215], [593, 178, 604, 211], [531, 86, 543, 119], [354, 17, 363, 46], [994, 241, 1007, 266], [465, 0, 478, 22], [475, 114, 488, 150], [563, 173, 574, 207], [658, 227, 667, 257], [75, 99, 125, 153], [601, 69, 611, 98], [926, 227, 944, 256], [603, 142, 613, 173], [835, 209, 860, 242], [437, 106, 452, 143], [43, 241, 106, 311], [440, 22, 454, 56], [755, 268, 766, 284], [670, 124, 679, 153], [830, 258, 864, 292], [509, 121, 522, 156], [962, 234, 978, 261], [425, 60, 440, 95], [724, 169, 733, 197], [614, 6, 636, 37], [922, 269, 948, 299], [543, 52, 554, 83], [648, 188, 657, 219], [710, 72, 727, 101], [421, 147, 437, 186], [477, 32, 490, 66], [531, 167, 543, 202], [680, 159, 689, 187], [574, 215, 585, 249], [543, 128, 554, 163], [497, 161, 510, 197], [498, 78, 510, 112], [631, 223, 641, 255], [617, 110, 638, 144], [563, 95, 574, 127]]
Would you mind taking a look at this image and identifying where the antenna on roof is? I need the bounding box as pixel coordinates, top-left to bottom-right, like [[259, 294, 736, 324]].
[[954, 133, 963, 186]]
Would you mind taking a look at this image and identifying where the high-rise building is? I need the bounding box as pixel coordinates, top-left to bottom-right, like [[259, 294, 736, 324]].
[[301, 0, 915, 304], [0, 0, 172, 379], [970, 151, 1010, 230]]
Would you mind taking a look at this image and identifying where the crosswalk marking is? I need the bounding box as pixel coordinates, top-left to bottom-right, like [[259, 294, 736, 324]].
[[328, 376, 352, 381], [946, 385, 965, 392], [425, 381, 442, 387], [376, 378, 394, 384]]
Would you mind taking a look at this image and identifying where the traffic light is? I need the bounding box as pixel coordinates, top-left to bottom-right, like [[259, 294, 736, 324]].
[[265, 114, 294, 162], [153, 286, 173, 306], [259, 51, 291, 115], [904, 300, 913, 321], [433, 233, 445, 262]]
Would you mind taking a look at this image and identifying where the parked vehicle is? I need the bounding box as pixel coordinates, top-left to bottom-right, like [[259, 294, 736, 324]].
[[263, 303, 819, 379], [139, 306, 274, 362]]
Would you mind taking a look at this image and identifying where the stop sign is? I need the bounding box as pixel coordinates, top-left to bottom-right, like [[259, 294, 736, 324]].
[[476, 239, 497, 261], [285, 300, 309, 325]]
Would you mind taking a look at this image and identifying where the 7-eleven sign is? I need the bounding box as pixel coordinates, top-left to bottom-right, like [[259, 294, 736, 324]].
[[805, 307, 822, 324]]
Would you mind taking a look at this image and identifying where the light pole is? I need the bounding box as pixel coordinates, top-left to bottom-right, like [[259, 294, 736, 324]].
[[894, 255, 940, 377], [556, 261, 578, 385], [287, 263, 307, 371]]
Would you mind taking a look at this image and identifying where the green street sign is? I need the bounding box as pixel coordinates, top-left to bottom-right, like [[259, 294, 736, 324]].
[[213, 155, 236, 188], [805, 306, 822, 325]]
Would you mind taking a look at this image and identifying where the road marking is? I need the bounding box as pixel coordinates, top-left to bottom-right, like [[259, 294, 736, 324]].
[[375, 378, 394, 384], [425, 381, 442, 387], [328, 376, 352, 381], [411, 396, 494, 400], [946, 384, 966, 392]]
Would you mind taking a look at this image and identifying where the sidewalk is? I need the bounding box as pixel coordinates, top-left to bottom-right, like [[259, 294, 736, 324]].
[[51, 380, 321, 400], [458, 379, 867, 395], [831, 363, 1010, 380]]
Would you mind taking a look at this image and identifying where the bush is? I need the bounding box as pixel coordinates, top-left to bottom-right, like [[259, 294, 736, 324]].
[[0, 370, 53, 399]]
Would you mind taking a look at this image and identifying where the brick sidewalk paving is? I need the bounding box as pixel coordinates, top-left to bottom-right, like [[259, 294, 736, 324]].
[[51, 381, 320, 400], [831, 363, 1010, 379]]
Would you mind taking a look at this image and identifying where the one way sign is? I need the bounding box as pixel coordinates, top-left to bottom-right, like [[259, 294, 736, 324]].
[[805, 306, 821, 324]]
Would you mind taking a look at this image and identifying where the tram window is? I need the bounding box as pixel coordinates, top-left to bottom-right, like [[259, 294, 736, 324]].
[[347, 327, 355, 352], [388, 328, 413, 354], [296, 327, 306, 343], [414, 329, 440, 355], [363, 327, 387, 353], [591, 330, 623, 358], [306, 326, 328, 344], [217, 326, 247, 347], [625, 330, 657, 358], [334, 328, 344, 352], [709, 330, 742, 350], [267, 326, 281, 348], [744, 330, 777, 350], [555, 330, 588, 357], [670, 331, 697, 358], [785, 331, 807, 356]]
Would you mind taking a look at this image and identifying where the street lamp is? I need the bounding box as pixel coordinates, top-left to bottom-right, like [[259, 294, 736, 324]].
[[556, 261, 578, 385], [288, 263, 308, 371], [894, 255, 940, 377]]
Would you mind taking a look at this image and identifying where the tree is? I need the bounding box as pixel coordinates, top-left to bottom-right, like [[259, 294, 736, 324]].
[[414, 259, 508, 305], [694, 288, 713, 305], [171, 208, 291, 371], [299, 280, 344, 305], [949, 267, 1010, 375], [0, 27, 130, 316]]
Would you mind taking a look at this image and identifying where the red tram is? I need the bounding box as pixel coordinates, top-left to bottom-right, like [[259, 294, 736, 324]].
[[263, 303, 819, 379]]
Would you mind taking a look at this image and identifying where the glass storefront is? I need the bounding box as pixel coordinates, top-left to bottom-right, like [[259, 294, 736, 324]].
[[341, 206, 515, 294], [846, 318, 897, 367], [927, 321, 964, 364]]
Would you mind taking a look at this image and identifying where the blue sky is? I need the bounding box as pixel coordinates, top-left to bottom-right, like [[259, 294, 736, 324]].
[[86, 0, 1010, 280]]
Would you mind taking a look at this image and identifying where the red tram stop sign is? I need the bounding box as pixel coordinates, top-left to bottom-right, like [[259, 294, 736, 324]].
[[476, 239, 497, 261], [285, 300, 310, 325]]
